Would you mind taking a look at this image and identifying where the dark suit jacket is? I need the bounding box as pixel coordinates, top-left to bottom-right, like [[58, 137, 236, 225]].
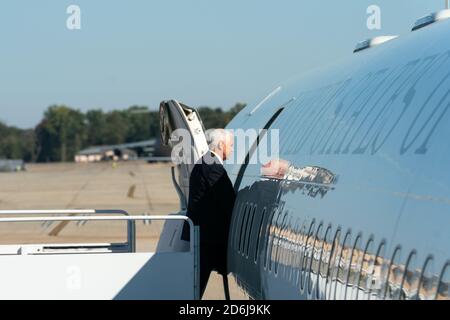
[[181, 151, 236, 275]]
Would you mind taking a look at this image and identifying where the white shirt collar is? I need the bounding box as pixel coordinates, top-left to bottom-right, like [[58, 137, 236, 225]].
[[210, 150, 224, 165]]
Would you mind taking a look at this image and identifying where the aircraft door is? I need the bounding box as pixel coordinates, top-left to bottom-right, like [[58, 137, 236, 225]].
[[157, 101, 208, 253], [160, 100, 209, 205]]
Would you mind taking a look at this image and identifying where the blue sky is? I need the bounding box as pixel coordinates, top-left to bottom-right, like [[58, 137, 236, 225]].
[[0, 0, 445, 128]]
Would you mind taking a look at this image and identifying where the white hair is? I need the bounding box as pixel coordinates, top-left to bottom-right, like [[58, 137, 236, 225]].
[[207, 129, 233, 149]]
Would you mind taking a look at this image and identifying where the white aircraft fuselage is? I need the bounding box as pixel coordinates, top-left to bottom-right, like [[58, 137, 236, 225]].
[[224, 18, 450, 300]]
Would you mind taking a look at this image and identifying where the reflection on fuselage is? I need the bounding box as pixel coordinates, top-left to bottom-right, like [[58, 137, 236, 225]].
[[228, 167, 448, 300], [281, 165, 337, 199]]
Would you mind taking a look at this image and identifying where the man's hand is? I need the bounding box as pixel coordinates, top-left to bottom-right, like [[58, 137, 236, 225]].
[[261, 159, 291, 179]]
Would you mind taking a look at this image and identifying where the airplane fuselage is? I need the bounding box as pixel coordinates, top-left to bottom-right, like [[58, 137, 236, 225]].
[[224, 19, 450, 300]]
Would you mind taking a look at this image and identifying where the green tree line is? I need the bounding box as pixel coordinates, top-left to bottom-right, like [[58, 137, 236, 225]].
[[0, 103, 246, 163]]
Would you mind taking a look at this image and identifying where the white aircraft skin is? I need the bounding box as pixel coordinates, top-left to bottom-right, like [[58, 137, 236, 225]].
[[223, 18, 450, 300]]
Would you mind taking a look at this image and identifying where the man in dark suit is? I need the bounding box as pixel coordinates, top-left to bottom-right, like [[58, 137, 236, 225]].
[[181, 129, 236, 299]]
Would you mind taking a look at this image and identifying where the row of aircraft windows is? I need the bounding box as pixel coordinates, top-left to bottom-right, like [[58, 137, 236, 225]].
[[232, 201, 450, 300]]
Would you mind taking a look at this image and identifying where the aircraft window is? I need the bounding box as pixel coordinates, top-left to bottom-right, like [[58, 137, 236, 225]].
[[238, 203, 250, 254], [254, 208, 267, 264], [275, 215, 288, 277], [269, 209, 285, 273], [231, 202, 244, 251], [325, 228, 342, 300], [436, 262, 450, 300], [244, 205, 257, 258], [300, 220, 316, 293], [334, 231, 352, 300], [292, 220, 306, 285], [286, 217, 298, 280], [308, 223, 324, 296], [274, 212, 289, 275], [233, 202, 245, 251], [418, 256, 439, 300], [286, 219, 298, 280], [286, 218, 300, 281], [263, 207, 277, 270], [241, 204, 252, 256], [400, 251, 420, 300], [266, 207, 281, 271], [287, 218, 302, 282], [384, 246, 403, 300], [233, 108, 285, 193], [241, 204, 254, 255], [294, 221, 308, 287], [345, 233, 364, 300], [318, 225, 333, 300], [357, 237, 375, 300], [369, 240, 387, 300], [279, 216, 294, 279]]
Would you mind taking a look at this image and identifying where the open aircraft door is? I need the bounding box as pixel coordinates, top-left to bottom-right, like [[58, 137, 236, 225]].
[[160, 100, 209, 204], [157, 100, 208, 253]]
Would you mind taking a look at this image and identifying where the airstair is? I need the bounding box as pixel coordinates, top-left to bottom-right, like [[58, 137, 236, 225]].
[[0, 209, 199, 300]]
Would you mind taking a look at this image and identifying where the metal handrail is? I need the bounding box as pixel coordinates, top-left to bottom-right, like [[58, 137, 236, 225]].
[[0, 209, 123, 215], [0, 209, 136, 252], [0, 215, 195, 254], [0, 214, 199, 299]]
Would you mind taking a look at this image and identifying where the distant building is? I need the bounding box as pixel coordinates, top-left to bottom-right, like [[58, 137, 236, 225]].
[[0, 159, 26, 172], [74, 147, 106, 163], [74, 139, 169, 163], [75, 146, 138, 163]]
